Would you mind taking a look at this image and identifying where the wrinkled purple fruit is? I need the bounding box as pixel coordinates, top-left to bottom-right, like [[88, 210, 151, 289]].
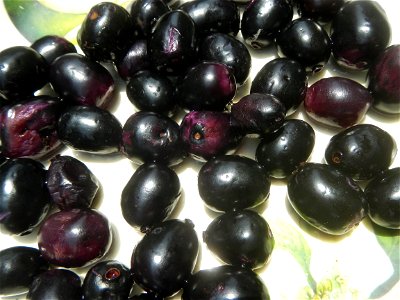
[[0, 96, 62, 159], [368, 44, 400, 115], [121, 111, 187, 166], [180, 111, 244, 161], [304, 77, 373, 128], [176, 62, 236, 111], [38, 208, 112, 268], [49, 53, 115, 107], [231, 93, 286, 136], [46, 155, 100, 210]]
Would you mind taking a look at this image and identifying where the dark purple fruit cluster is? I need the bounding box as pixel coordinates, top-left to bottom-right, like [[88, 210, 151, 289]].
[[0, 0, 399, 299]]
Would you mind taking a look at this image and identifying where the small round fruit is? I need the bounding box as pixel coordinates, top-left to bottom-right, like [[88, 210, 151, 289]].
[[182, 265, 270, 300], [367, 44, 400, 115], [295, 0, 346, 23], [83, 260, 134, 300], [27, 269, 83, 300], [31, 35, 77, 65], [325, 124, 397, 180], [198, 155, 270, 212], [304, 77, 373, 128], [203, 209, 274, 269], [256, 119, 315, 178], [38, 208, 112, 268], [131, 219, 199, 297], [287, 163, 366, 235], [121, 163, 181, 231], [364, 168, 400, 229], [0, 246, 49, 296], [115, 40, 150, 81]]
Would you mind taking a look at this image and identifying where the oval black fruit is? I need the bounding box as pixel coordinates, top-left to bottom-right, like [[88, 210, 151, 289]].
[[148, 10, 197, 75], [27, 269, 83, 300], [199, 33, 251, 86], [0, 158, 50, 235], [251, 58, 307, 115], [295, 0, 346, 23], [364, 168, 400, 229], [367, 44, 400, 115], [57, 105, 122, 154], [241, 0, 293, 49], [330, 0, 391, 70], [83, 260, 134, 300], [198, 155, 270, 212], [325, 124, 396, 180], [31, 35, 77, 65], [116, 40, 150, 81], [181, 265, 270, 300], [77, 2, 135, 62], [121, 163, 181, 231], [131, 219, 199, 297], [0, 246, 49, 296], [203, 209, 274, 269], [256, 119, 315, 178], [287, 163, 366, 235], [121, 111, 186, 166]]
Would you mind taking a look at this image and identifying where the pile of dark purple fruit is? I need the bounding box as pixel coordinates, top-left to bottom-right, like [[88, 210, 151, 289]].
[[0, 0, 399, 299]]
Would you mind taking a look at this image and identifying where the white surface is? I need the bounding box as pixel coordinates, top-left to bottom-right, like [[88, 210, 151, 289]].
[[0, 0, 399, 299]]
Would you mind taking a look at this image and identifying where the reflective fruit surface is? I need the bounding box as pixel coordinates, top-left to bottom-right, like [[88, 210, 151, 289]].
[[31, 35, 77, 65]]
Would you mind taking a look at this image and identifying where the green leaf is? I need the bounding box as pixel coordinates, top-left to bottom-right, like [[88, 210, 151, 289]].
[[369, 224, 400, 299], [274, 220, 316, 290], [4, 0, 86, 42]]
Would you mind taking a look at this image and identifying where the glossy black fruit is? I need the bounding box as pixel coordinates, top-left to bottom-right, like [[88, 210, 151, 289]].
[[365, 168, 400, 229], [0, 46, 47, 100], [231, 93, 286, 136], [241, 0, 293, 49], [368, 44, 400, 115], [295, 0, 346, 23], [330, 0, 391, 70], [57, 105, 122, 154], [49, 53, 115, 107], [199, 33, 251, 86], [121, 163, 181, 231], [276, 18, 331, 73], [256, 119, 315, 178], [131, 219, 199, 297], [287, 163, 366, 235], [251, 58, 307, 115], [78, 2, 135, 62], [46, 155, 100, 210], [38, 208, 112, 268], [0, 246, 49, 296], [148, 10, 197, 75], [0, 96, 62, 159], [31, 35, 77, 65], [198, 155, 270, 212], [27, 269, 83, 300], [130, 0, 170, 37], [121, 111, 186, 166], [179, 111, 244, 161], [304, 77, 373, 128], [176, 62, 236, 111], [181, 265, 270, 300], [83, 260, 134, 300], [126, 70, 176, 115], [203, 209, 274, 269], [116, 40, 150, 81], [0, 158, 50, 235], [179, 0, 240, 36], [325, 124, 396, 180]]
